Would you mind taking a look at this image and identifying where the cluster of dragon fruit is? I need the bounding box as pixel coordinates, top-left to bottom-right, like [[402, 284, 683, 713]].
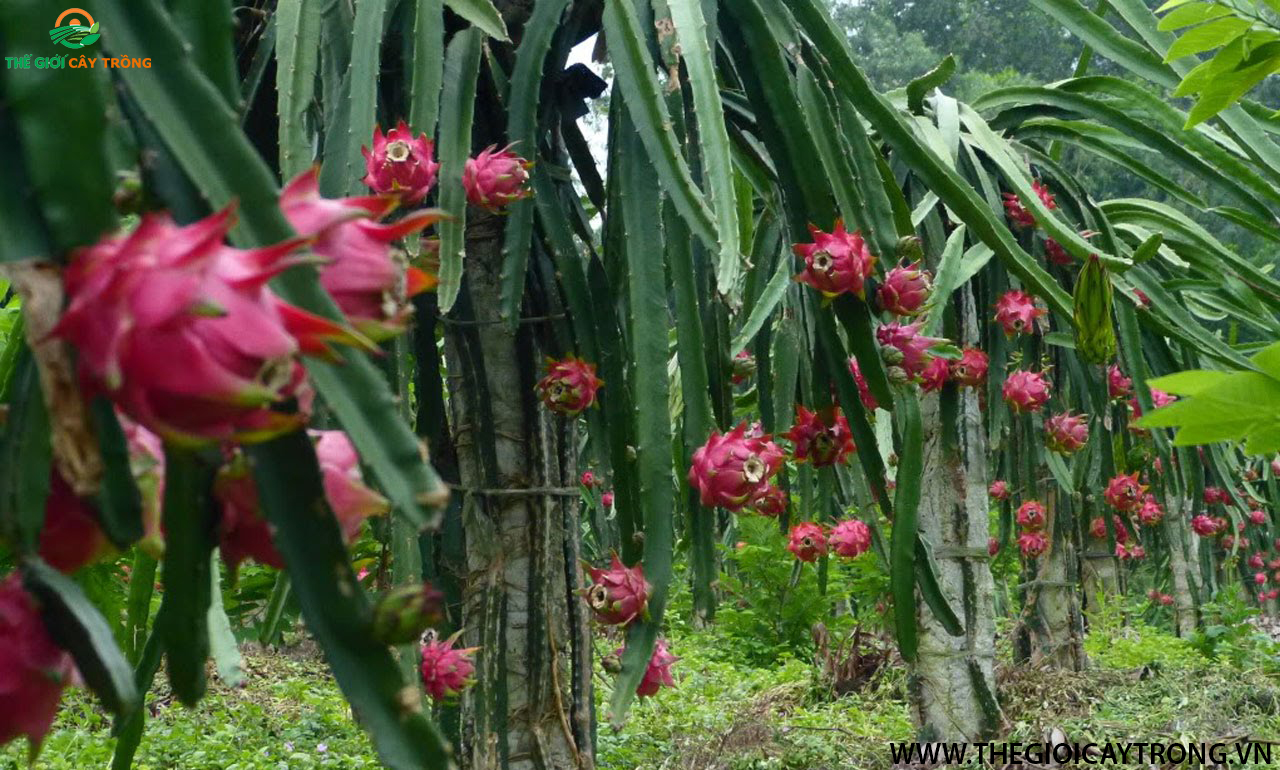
[[0, 123, 535, 748]]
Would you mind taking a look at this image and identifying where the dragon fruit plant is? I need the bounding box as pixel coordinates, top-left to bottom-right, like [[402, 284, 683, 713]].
[[793, 221, 877, 298], [584, 554, 651, 627], [688, 423, 784, 512]]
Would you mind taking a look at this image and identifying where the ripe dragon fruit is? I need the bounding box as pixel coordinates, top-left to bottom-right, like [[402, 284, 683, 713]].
[[463, 144, 533, 209], [38, 471, 113, 573], [988, 537, 1001, 557], [847, 357, 880, 411], [1044, 238, 1073, 266], [281, 168, 442, 341], [580, 471, 597, 488], [633, 639, 678, 697], [52, 207, 347, 445], [214, 432, 388, 571], [748, 484, 787, 518], [988, 480, 1010, 501], [1272, 457, 1280, 477], [688, 423, 784, 511], [793, 221, 877, 298], [1136, 495, 1165, 527], [1018, 531, 1048, 559], [420, 633, 479, 702], [585, 554, 651, 626], [1089, 515, 1130, 543], [1250, 510, 1268, 526], [1256, 572, 1269, 586], [1191, 514, 1222, 538], [535, 357, 604, 416], [1107, 365, 1133, 400], [730, 350, 757, 385], [601, 490, 615, 508], [361, 120, 440, 203], [877, 262, 933, 316], [829, 519, 872, 559], [919, 356, 950, 393], [876, 321, 944, 383], [1002, 180, 1056, 229], [1001, 369, 1052, 414], [1127, 388, 1177, 423], [1103, 473, 1146, 512], [787, 522, 828, 563], [1249, 553, 1266, 570], [1204, 486, 1227, 506], [1016, 500, 1047, 531], [1044, 412, 1088, 455], [0, 573, 76, 749], [786, 405, 855, 467], [993, 290, 1047, 337], [950, 348, 989, 388], [1129, 544, 1146, 560]]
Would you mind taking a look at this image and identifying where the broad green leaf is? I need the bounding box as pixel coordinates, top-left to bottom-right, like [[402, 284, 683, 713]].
[[1157, 2, 1234, 31], [1165, 16, 1250, 60], [1149, 369, 1232, 395]]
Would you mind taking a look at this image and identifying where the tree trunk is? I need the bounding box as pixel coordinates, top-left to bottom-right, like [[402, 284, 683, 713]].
[[443, 210, 593, 770], [910, 289, 999, 742], [1027, 493, 1087, 670], [1164, 494, 1198, 636]]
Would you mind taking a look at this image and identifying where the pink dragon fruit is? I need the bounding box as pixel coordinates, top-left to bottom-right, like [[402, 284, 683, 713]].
[[1130, 544, 1146, 560], [876, 321, 944, 383], [950, 348, 989, 388], [1001, 370, 1052, 414], [793, 221, 878, 298], [1107, 365, 1132, 400], [993, 290, 1046, 337], [420, 633, 479, 702], [1204, 486, 1227, 506], [1250, 553, 1266, 570], [601, 490, 615, 508], [829, 519, 872, 559], [633, 639, 678, 697], [988, 537, 1001, 557], [1105, 365, 1136, 401], [214, 432, 388, 571], [53, 207, 347, 445], [38, 472, 113, 573], [1044, 238, 1073, 266], [1103, 473, 1146, 512], [1002, 180, 1056, 229], [877, 262, 932, 316], [361, 120, 440, 203], [1222, 534, 1237, 549], [535, 357, 604, 416], [786, 405, 855, 467], [1126, 388, 1176, 421], [585, 554, 651, 626], [0, 573, 77, 749], [1136, 495, 1165, 527], [1090, 515, 1130, 543], [787, 522, 828, 563], [1191, 515, 1221, 538], [988, 480, 1010, 501], [1044, 412, 1088, 455], [581, 471, 597, 488], [847, 357, 880, 411], [1016, 500, 1047, 531], [688, 423, 784, 511], [1250, 510, 1268, 526], [748, 484, 787, 518], [1018, 531, 1048, 559], [919, 356, 950, 393], [1271, 457, 1280, 477], [1256, 572, 1269, 586], [281, 168, 442, 341], [731, 350, 757, 385], [463, 144, 533, 209]]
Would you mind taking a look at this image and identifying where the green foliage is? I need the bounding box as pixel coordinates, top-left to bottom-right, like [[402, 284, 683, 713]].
[[1188, 592, 1280, 671], [1084, 592, 1208, 669]]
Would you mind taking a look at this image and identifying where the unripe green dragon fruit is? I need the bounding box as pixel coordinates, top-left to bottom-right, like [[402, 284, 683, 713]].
[[1072, 254, 1116, 365]]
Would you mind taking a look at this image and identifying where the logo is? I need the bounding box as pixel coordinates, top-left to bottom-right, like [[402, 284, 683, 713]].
[[49, 8, 100, 49]]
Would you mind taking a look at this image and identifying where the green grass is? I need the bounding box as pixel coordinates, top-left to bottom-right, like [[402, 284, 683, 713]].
[[5, 621, 1280, 769]]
